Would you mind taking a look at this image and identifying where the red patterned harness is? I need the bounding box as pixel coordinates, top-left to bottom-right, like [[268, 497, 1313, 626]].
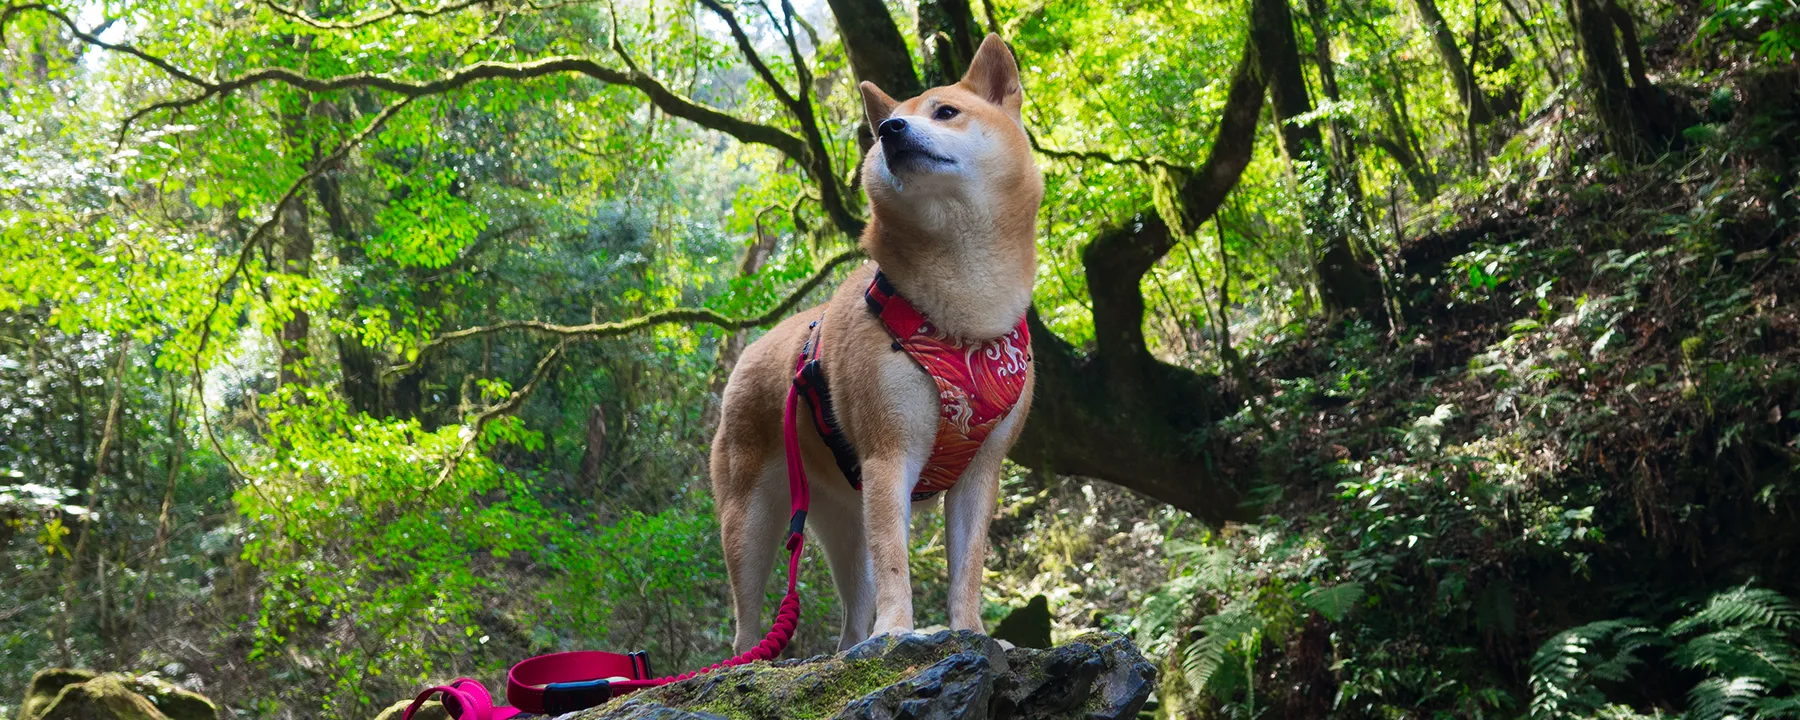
[[793, 270, 1032, 500]]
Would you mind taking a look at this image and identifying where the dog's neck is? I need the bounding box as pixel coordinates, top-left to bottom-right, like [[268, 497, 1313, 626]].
[[862, 198, 1037, 341]]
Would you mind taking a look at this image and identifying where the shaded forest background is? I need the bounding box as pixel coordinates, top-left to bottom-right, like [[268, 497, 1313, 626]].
[[2, 0, 1798, 716]]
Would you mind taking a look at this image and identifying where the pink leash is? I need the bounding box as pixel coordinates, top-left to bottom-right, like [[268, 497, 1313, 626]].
[[402, 360, 814, 719]]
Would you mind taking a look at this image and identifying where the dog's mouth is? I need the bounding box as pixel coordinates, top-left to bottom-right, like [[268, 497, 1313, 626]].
[[883, 141, 955, 172]]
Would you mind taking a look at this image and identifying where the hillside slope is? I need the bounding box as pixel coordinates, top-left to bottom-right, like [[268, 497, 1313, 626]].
[[1105, 54, 1800, 717]]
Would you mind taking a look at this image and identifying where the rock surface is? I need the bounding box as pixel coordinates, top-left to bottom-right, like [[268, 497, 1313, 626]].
[[16, 668, 220, 720], [571, 630, 1155, 720]]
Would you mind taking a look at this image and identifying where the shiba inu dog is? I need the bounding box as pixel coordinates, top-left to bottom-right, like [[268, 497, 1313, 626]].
[[709, 34, 1043, 651]]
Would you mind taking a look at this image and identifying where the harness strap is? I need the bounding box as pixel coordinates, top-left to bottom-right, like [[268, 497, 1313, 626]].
[[863, 271, 929, 339], [795, 317, 864, 488], [401, 355, 817, 720]]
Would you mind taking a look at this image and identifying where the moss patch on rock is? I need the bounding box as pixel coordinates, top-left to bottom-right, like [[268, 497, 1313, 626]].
[[16, 669, 220, 720]]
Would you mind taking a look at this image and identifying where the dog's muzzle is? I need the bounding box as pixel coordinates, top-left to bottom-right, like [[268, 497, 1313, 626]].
[[879, 118, 952, 171]]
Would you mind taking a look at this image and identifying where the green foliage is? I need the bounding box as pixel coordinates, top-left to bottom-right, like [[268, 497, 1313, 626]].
[[1704, 0, 1800, 61]]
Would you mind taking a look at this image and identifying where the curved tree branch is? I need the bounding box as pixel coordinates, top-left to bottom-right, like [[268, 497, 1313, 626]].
[[1009, 32, 1267, 523], [697, 0, 803, 114], [190, 96, 419, 493], [107, 54, 811, 159], [695, 0, 863, 237], [1026, 128, 1194, 174], [386, 247, 865, 378]]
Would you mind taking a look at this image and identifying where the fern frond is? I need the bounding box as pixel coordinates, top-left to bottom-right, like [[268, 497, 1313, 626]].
[[1749, 694, 1800, 719], [1671, 586, 1800, 636], [1672, 629, 1800, 685], [1529, 619, 1658, 720], [1301, 582, 1365, 622], [1685, 676, 1766, 720], [1179, 597, 1266, 700]]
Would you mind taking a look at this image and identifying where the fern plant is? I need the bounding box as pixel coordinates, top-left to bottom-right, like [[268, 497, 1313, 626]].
[[1134, 533, 1365, 718], [1529, 619, 1663, 719], [1527, 584, 1800, 719], [1670, 586, 1800, 720]]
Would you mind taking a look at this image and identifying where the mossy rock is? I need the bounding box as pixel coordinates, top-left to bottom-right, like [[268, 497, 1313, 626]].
[[562, 630, 1153, 720], [18, 669, 96, 720], [17, 670, 220, 720]]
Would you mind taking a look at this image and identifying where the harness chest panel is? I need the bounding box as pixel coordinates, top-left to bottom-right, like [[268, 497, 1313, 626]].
[[794, 270, 1032, 501]]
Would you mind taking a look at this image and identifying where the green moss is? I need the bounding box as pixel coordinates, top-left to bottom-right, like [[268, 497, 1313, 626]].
[[687, 660, 903, 720]]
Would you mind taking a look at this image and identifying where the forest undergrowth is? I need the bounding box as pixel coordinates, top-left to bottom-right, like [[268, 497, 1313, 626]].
[[1116, 56, 1800, 717]]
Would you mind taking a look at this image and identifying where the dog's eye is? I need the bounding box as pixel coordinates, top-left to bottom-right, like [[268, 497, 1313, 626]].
[[933, 105, 960, 121]]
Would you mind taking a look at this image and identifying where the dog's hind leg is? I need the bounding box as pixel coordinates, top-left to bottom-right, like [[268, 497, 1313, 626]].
[[716, 450, 789, 654], [810, 485, 874, 650]]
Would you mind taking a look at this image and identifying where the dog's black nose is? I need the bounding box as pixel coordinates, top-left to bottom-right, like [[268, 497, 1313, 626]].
[[877, 117, 908, 140]]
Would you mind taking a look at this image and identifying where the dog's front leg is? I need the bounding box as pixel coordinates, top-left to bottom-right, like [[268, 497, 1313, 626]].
[[943, 454, 1002, 632], [862, 455, 919, 637]]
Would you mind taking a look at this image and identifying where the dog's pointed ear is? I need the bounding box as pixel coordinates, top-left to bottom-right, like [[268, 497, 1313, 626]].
[[860, 81, 898, 128], [960, 34, 1023, 116]]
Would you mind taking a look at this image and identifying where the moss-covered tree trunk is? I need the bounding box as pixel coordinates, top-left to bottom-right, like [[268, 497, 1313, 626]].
[[1254, 0, 1384, 313], [917, 0, 982, 87], [1565, 0, 1686, 159], [1414, 0, 1494, 126]]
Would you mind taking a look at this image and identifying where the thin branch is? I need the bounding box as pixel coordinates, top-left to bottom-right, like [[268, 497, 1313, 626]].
[[694, 0, 862, 238], [57, 337, 130, 664], [422, 339, 566, 496], [189, 96, 418, 497], [5, 4, 210, 87], [1027, 128, 1193, 174], [696, 0, 802, 114], [258, 0, 494, 31], [388, 246, 864, 377]]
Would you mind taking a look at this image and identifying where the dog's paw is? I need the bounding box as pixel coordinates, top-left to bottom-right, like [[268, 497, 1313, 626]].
[[867, 624, 914, 640]]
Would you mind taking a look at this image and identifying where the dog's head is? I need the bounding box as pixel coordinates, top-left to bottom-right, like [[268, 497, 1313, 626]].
[[858, 34, 1040, 225]]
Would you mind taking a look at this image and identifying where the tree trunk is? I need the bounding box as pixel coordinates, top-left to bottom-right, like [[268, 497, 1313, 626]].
[[1413, 0, 1495, 126], [1007, 39, 1274, 522], [1304, 0, 1371, 233], [579, 404, 608, 489], [276, 162, 314, 390], [1565, 0, 1684, 159], [826, 0, 924, 99], [1254, 0, 1384, 313], [309, 145, 387, 416], [917, 0, 982, 87]]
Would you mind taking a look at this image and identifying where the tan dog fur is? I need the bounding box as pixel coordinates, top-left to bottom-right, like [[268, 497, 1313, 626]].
[[708, 34, 1043, 652]]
